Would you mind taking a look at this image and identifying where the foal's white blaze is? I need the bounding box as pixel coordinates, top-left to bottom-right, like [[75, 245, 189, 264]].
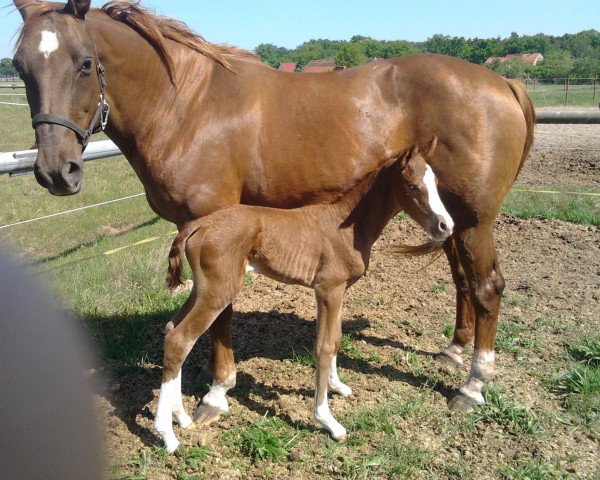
[[38, 31, 59, 59], [328, 355, 352, 396], [459, 349, 495, 404], [423, 165, 454, 232], [314, 395, 347, 440]]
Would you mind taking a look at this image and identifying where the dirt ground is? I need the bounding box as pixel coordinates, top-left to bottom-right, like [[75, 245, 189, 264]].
[[97, 121, 599, 479]]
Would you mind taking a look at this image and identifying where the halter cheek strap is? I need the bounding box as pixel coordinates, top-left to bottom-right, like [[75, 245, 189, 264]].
[[31, 22, 110, 148]]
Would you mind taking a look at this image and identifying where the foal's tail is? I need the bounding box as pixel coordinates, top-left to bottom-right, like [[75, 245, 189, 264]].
[[505, 78, 536, 179], [390, 240, 444, 257], [166, 220, 205, 290]]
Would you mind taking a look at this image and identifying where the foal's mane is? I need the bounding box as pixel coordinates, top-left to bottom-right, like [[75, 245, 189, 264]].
[[17, 1, 259, 82]]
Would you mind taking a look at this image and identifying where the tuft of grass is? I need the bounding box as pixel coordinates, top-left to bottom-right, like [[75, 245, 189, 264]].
[[551, 337, 600, 432], [430, 281, 447, 294], [499, 459, 572, 480], [224, 416, 298, 463], [340, 334, 382, 364], [567, 336, 600, 366], [291, 347, 315, 367], [470, 384, 541, 436], [495, 321, 541, 356], [442, 324, 454, 338]]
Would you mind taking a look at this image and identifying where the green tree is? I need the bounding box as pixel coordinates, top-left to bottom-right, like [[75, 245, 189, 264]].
[[0, 58, 18, 77], [424, 35, 471, 60], [535, 49, 574, 78], [334, 42, 368, 68], [254, 43, 290, 68]]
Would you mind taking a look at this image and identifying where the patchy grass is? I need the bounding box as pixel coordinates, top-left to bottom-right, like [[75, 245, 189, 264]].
[[499, 458, 572, 480], [224, 416, 300, 464], [502, 187, 600, 225], [470, 384, 541, 436], [552, 337, 600, 433]]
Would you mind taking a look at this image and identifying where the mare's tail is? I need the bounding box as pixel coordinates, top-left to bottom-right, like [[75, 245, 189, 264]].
[[505, 78, 536, 179], [166, 220, 205, 290]]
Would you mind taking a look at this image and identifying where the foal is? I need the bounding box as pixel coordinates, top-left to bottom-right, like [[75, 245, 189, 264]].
[[154, 137, 454, 452]]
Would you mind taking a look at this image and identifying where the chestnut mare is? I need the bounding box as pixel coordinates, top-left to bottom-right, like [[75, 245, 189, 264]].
[[155, 139, 453, 451], [13, 0, 534, 434]]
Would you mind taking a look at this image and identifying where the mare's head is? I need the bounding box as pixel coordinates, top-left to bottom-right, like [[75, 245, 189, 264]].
[[13, 0, 101, 195], [395, 137, 454, 241]]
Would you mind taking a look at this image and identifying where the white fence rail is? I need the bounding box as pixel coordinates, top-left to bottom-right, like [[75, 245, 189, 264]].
[[0, 140, 122, 176]]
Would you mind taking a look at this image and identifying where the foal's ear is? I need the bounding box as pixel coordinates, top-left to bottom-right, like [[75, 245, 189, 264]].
[[64, 0, 91, 19], [423, 135, 438, 157], [13, 0, 37, 20], [400, 143, 420, 169]]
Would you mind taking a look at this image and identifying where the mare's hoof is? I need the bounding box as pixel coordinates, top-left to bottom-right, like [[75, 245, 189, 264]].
[[448, 393, 480, 412], [193, 403, 226, 427]]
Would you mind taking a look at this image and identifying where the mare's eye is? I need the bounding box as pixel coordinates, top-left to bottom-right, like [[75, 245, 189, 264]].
[[409, 184, 419, 192], [81, 59, 93, 75]]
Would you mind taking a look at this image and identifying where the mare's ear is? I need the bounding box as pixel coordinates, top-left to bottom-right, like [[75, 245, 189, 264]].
[[423, 135, 438, 157], [14, 0, 38, 20], [64, 0, 91, 19]]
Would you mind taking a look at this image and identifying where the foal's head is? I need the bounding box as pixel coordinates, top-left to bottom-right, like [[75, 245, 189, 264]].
[[13, 0, 99, 195], [395, 137, 454, 241]]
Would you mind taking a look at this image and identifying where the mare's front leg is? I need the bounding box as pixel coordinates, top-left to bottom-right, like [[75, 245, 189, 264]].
[[194, 304, 237, 426], [447, 224, 504, 412], [313, 284, 348, 440], [154, 291, 227, 452], [437, 237, 475, 367]]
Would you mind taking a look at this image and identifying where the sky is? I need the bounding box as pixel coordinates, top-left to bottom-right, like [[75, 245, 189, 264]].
[[1, 0, 599, 60]]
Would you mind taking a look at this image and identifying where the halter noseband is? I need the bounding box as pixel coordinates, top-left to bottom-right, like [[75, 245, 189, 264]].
[[31, 20, 110, 147]]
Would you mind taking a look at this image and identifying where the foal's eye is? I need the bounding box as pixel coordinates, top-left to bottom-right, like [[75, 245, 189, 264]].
[[80, 59, 93, 75]]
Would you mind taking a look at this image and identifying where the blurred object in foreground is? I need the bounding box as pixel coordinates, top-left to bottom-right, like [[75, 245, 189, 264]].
[[0, 250, 103, 480]]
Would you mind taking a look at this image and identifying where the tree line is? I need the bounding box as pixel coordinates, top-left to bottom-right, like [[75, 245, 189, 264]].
[[2, 30, 599, 79], [255, 30, 600, 78]]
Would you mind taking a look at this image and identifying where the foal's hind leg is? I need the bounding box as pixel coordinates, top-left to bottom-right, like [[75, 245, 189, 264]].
[[438, 238, 475, 367], [447, 224, 505, 412], [154, 297, 226, 452], [194, 304, 237, 426]]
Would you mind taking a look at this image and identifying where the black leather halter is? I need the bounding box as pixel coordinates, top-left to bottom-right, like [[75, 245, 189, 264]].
[[31, 21, 110, 147]]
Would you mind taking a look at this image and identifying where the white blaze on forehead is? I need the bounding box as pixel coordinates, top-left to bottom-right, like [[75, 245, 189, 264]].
[[423, 165, 454, 229], [38, 30, 59, 59]]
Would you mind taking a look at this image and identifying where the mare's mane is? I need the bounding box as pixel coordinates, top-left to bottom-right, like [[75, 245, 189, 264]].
[[17, 1, 259, 81]]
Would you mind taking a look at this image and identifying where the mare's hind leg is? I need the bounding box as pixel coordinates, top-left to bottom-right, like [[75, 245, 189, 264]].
[[447, 224, 505, 412], [194, 304, 237, 426], [438, 237, 475, 367]]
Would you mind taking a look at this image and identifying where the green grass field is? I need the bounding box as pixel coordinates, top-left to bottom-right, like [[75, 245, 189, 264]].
[[1, 101, 598, 479]]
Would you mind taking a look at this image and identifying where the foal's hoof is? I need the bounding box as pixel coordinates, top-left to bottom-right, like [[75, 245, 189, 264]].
[[436, 351, 463, 369], [193, 404, 226, 427], [447, 393, 480, 412]]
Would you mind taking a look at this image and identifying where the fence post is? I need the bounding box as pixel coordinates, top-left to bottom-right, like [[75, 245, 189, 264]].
[[593, 75, 597, 104], [564, 76, 569, 106]]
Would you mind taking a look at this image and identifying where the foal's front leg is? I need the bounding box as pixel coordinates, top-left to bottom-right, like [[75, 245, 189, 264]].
[[313, 284, 348, 440]]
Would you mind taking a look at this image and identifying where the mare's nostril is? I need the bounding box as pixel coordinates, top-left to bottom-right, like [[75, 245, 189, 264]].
[[67, 162, 80, 175], [439, 220, 447, 232], [62, 162, 83, 187], [33, 163, 53, 189]]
